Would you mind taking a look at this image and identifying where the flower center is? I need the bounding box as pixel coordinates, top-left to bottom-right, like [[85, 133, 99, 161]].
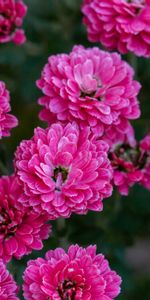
[[52, 166, 68, 183], [79, 75, 101, 99], [0, 207, 17, 237], [80, 90, 96, 98], [57, 279, 77, 300], [109, 144, 148, 172], [116, 144, 139, 164], [0, 208, 11, 226], [52, 166, 69, 191]]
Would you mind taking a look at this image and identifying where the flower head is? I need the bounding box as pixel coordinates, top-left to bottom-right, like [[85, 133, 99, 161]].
[[0, 259, 19, 299], [82, 0, 150, 57], [0, 0, 27, 45], [108, 127, 150, 195], [14, 122, 113, 219], [23, 244, 122, 300], [0, 81, 18, 139], [37, 45, 141, 136], [0, 175, 51, 263]]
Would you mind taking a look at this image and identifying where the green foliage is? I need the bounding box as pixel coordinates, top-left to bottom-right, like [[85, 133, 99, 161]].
[[0, 1, 150, 299]]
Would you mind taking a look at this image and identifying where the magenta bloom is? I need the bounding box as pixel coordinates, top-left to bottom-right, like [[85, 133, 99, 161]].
[[23, 244, 122, 300], [37, 45, 141, 136], [0, 0, 27, 45], [0, 260, 18, 300], [109, 127, 150, 195], [0, 81, 18, 139], [14, 122, 113, 219], [82, 0, 150, 57], [0, 175, 51, 263]]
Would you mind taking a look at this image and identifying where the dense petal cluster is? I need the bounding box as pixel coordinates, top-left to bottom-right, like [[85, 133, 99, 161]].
[[104, 122, 137, 148], [37, 45, 141, 136], [0, 81, 18, 139], [23, 244, 122, 300], [82, 0, 150, 57], [0, 175, 51, 263], [0, 0, 27, 45], [109, 128, 150, 195], [0, 259, 18, 300], [14, 122, 113, 219]]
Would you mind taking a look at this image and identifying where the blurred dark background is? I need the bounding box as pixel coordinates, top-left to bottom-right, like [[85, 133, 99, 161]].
[[0, 1, 150, 299]]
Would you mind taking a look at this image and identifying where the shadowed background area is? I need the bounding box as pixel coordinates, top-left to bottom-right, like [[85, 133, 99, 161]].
[[0, 1, 150, 299]]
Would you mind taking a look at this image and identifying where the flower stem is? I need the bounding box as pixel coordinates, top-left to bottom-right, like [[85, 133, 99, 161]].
[[113, 189, 122, 215], [127, 53, 138, 78], [0, 160, 8, 175], [57, 218, 69, 250]]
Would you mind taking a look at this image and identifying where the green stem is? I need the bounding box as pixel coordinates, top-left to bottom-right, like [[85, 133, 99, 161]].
[[0, 160, 8, 175], [57, 217, 69, 250], [127, 53, 138, 78], [113, 189, 122, 215]]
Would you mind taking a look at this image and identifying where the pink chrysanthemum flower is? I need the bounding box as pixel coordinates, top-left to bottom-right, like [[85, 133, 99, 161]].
[[14, 122, 113, 219], [23, 244, 122, 300], [0, 0, 27, 45], [82, 0, 150, 57], [37, 45, 141, 136], [0, 175, 51, 263], [0, 81, 18, 139], [0, 259, 19, 300], [108, 126, 150, 195]]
